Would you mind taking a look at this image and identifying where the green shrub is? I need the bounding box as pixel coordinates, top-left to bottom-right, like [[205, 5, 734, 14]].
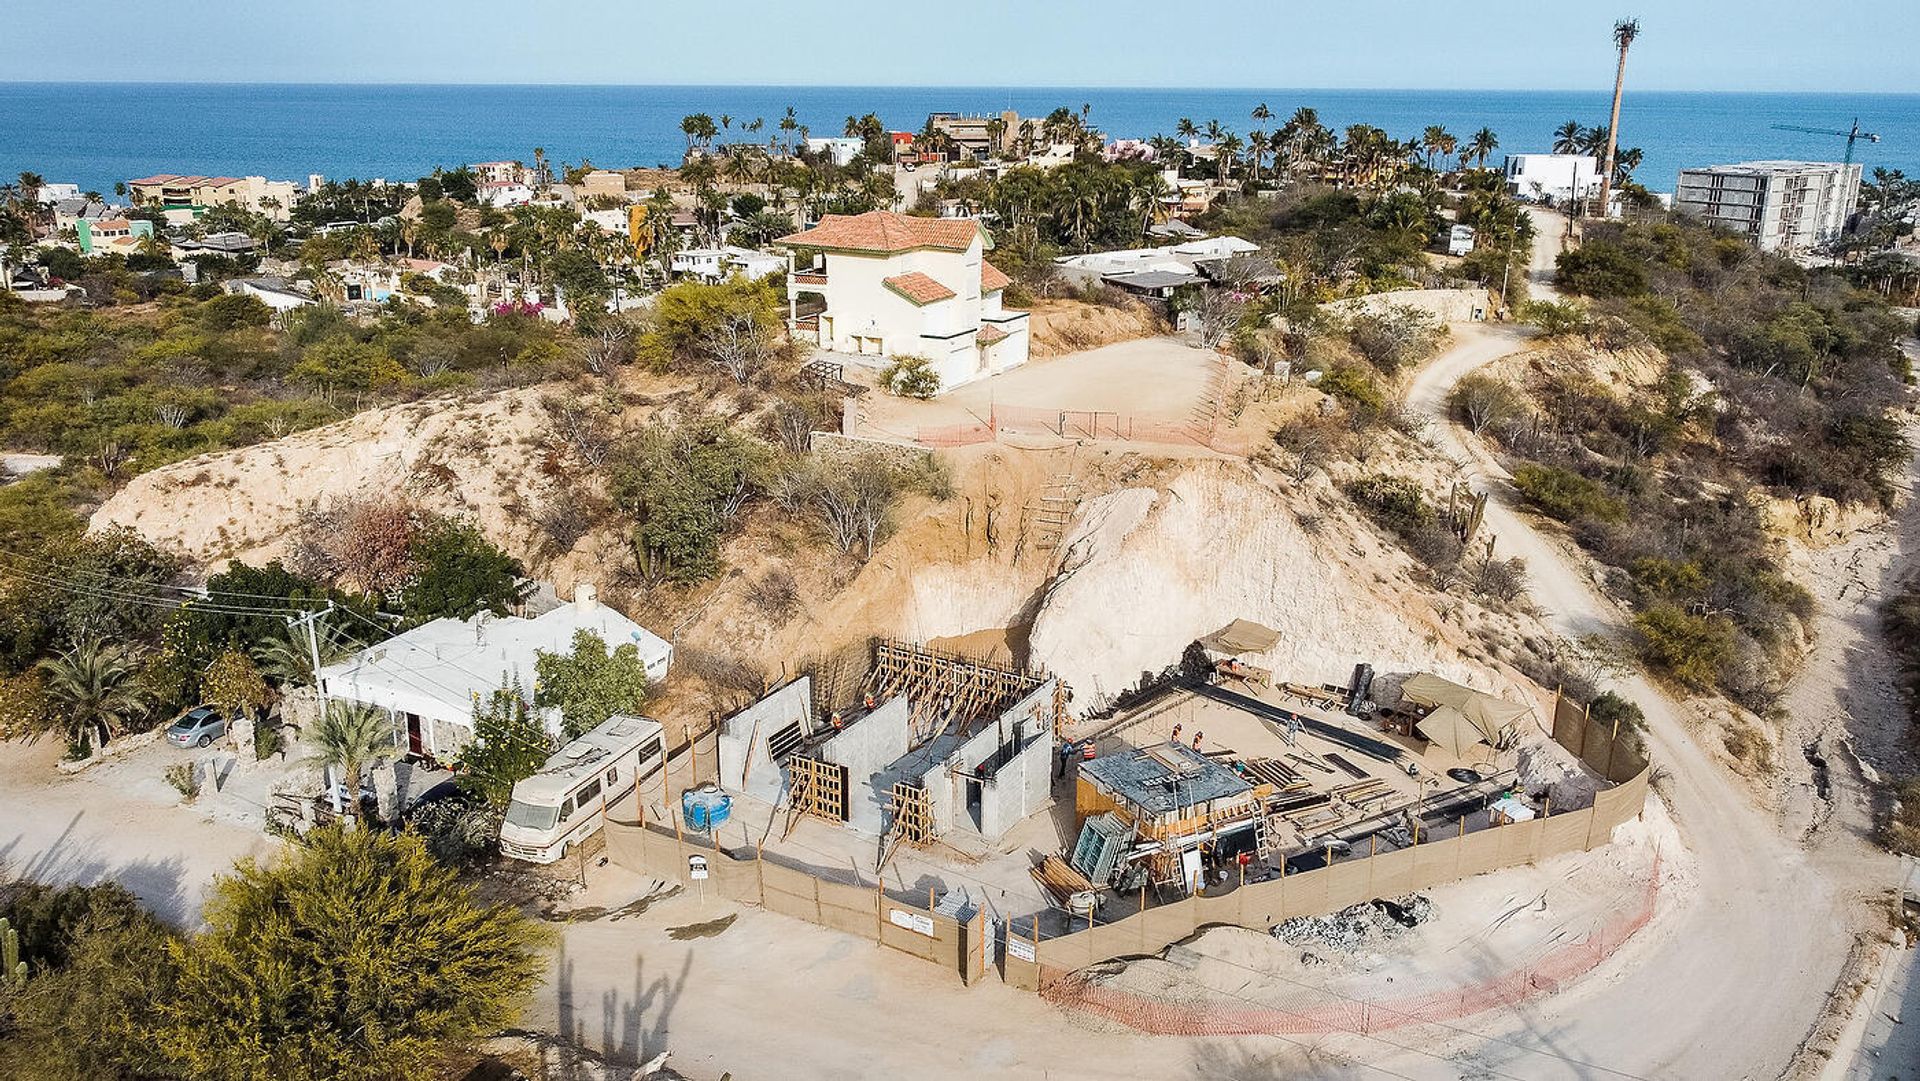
[[1511, 463, 1627, 524], [1587, 690, 1646, 734], [164, 761, 200, 801], [1633, 603, 1736, 690], [1316, 362, 1385, 415], [880, 353, 940, 398]]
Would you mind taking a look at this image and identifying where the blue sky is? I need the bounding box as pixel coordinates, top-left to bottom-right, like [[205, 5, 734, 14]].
[[7, 0, 1917, 92]]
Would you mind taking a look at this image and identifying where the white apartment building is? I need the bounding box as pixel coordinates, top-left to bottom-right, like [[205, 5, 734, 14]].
[[1675, 160, 1861, 253], [778, 211, 1029, 393], [1502, 154, 1601, 205]]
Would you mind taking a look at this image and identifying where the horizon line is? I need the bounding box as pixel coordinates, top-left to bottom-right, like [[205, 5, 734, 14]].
[[2, 80, 1915, 97]]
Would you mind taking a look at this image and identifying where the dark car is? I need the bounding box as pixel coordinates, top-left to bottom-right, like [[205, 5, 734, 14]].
[[166, 706, 227, 748]]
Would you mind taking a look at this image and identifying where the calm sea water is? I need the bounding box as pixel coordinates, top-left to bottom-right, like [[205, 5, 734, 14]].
[[3, 83, 1916, 198]]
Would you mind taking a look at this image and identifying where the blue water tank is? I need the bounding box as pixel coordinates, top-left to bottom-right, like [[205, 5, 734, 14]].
[[681, 786, 732, 831]]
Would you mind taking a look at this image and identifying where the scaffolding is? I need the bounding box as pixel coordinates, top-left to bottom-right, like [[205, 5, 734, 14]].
[[862, 639, 1069, 740]]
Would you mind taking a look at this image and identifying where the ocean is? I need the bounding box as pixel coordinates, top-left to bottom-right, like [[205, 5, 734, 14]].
[[3, 83, 1917, 199]]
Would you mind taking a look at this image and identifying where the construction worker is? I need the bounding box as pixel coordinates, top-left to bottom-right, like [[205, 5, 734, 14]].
[[1055, 740, 1074, 781], [863, 691, 875, 711], [1192, 730, 1204, 750], [830, 711, 843, 730], [1170, 723, 1182, 745]]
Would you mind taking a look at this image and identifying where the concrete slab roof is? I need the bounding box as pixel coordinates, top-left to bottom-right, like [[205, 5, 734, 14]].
[[1081, 740, 1251, 815]]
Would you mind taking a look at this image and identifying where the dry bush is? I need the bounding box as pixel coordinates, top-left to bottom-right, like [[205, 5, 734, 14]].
[[291, 494, 427, 593], [745, 568, 801, 622]]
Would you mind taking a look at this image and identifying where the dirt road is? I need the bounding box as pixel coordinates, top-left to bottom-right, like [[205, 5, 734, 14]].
[[1388, 213, 1888, 1078]]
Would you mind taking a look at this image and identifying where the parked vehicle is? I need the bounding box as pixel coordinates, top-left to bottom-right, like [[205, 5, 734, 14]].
[[500, 715, 665, 864], [166, 706, 227, 748]]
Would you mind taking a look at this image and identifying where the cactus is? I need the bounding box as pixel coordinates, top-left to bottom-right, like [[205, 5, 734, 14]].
[[1, 917, 23, 988]]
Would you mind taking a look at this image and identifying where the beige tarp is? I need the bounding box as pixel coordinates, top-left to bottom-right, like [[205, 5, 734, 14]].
[[1400, 673, 1531, 744], [1199, 619, 1283, 655], [1415, 705, 1483, 758]]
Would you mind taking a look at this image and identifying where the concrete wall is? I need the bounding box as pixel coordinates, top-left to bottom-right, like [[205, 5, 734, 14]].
[[822, 695, 911, 835], [717, 676, 811, 807], [947, 679, 1057, 841]]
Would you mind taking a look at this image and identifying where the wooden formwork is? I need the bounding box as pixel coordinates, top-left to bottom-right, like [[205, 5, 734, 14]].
[[862, 638, 1069, 738], [784, 754, 848, 838], [879, 781, 937, 872]]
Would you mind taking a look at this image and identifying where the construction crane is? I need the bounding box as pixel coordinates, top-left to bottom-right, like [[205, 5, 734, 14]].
[[1771, 119, 1881, 164]]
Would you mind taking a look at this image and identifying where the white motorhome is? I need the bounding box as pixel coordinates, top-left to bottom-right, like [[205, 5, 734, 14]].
[[500, 714, 665, 863]]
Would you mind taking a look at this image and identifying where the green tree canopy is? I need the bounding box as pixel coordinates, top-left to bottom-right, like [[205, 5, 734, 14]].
[[534, 628, 649, 739], [158, 826, 548, 1081], [452, 683, 553, 807], [401, 518, 532, 625]]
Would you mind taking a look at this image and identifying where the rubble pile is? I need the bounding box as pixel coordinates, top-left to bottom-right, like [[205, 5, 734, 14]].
[[1271, 894, 1436, 953]]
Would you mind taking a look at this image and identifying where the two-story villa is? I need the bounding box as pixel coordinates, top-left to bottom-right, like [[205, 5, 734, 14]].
[[777, 211, 1029, 394]]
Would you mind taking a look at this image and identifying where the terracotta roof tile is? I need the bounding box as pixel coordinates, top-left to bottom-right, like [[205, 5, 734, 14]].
[[777, 211, 978, 254], [980, 260, 1011, 292], [883, 272, 957, 305], [977, 324, 1009, 345]]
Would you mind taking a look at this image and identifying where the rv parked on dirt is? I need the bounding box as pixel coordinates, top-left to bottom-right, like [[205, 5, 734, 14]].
[[500, 714, 665, 864]]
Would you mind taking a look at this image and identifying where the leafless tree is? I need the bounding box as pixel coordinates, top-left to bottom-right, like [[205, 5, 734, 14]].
[[700, 310, 781, 385], [806, 451, 901, 560], [155, 403, 191, 429], [1449, 373, 1523, 435], [583, 322, 633, 378], [541, 396, 613, 467], [1189, 288, 1245, 349], [773, 399, 819, 455]]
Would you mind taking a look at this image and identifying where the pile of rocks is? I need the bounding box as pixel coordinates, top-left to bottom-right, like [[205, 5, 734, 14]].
[[1271, 894, 1436, 952]]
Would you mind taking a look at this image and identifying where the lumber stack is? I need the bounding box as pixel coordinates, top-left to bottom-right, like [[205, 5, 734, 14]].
[[1031, 855, 1097, 907]]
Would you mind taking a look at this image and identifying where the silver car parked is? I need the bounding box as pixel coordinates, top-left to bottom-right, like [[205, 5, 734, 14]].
[[166, 706, 227, 748]]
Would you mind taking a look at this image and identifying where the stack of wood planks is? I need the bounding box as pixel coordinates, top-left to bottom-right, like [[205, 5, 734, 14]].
[[1031, 855, 1097, 908], [1282, 682, 1348, 709], [1331, 778, 1394, 808], [1240, 757, 1311, 792]]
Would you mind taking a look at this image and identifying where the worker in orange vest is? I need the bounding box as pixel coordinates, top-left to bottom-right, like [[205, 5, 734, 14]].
[[1192, 730, 1204, 750], [1170, 723, 1182, 744]]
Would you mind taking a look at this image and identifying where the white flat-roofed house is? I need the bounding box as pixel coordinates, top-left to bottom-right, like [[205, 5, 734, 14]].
[[776, 211, 1029, 393], [318, 585, 673, 762], [670, 245, 786, 283], [1501, 154, 1601, 205], [477, 180, 535, 208], [225, 275, 314, 311]]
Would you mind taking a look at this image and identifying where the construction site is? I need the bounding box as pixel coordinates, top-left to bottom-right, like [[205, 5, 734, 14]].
[[610, 626, 1649, 991]]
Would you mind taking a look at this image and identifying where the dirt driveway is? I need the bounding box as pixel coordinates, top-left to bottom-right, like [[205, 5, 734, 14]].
[[858, 336, 1218, 441]]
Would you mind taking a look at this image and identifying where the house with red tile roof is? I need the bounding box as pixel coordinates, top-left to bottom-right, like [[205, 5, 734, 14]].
[[776, 211, 1029, 393]]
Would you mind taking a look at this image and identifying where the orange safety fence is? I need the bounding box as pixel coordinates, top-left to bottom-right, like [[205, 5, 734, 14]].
[[1036, 853, 1661, 1037], [914, 404, 1215, 449]]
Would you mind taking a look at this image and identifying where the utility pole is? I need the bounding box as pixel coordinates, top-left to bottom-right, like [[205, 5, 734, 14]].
[[286, 602, 337, 810]]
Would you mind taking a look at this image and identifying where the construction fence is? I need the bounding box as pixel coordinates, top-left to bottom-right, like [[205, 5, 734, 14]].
[[601, 818, 992, 986], [603, 690, 1651, 1009], [1000, 689, 1652, 993], [917, 404, 1213, 449]]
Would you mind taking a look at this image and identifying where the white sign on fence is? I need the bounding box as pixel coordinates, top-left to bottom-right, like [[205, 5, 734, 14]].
[[889, 908, 935, 937], [687, 854, 709, 881], [1007, 936, 1036, 963]]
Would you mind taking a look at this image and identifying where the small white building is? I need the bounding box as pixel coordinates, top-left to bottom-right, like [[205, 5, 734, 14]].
[[224, 276, 314, 311], [670, 245, 785, 283], [1445, 223, 1477, 256], [804, 137, 867, 167], [317, 585, 673, 762], [1054, 235, 1258, 293], [477, 181, 535, 208], [777, 211, 1029, 393], [33, 183, 81, 204], [1502, 154, 1601, 205]]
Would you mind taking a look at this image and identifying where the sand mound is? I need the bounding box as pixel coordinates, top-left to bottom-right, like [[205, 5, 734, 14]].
[[1026, 460, 1514, 707], [1026, 298, 1165, 358]]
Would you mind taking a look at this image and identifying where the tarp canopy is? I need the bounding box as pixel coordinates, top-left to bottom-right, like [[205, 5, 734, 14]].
[[1198, 619, 1283, 655], [1414, 705, 1484, 758], [1400, 673, 1531, 745]]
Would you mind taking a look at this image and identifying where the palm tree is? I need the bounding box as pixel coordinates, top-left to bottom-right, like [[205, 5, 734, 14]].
[[1468, 127, 1500, 169], [37, 640, 150, 751], [308, 700, 392, 817], [1421, 126, 1453, 171], [1553, 120, 1585, 155], [1598, 17, 1641, 216]]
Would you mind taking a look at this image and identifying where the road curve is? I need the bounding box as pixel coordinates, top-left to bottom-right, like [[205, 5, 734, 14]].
[[1378, 213, 1857, 1079]]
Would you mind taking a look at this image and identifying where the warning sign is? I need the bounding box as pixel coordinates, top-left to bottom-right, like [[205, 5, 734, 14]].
[[1007, 937, 1036, 963], [888, 908, 935, 937], [687, 854, 709, 880]]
